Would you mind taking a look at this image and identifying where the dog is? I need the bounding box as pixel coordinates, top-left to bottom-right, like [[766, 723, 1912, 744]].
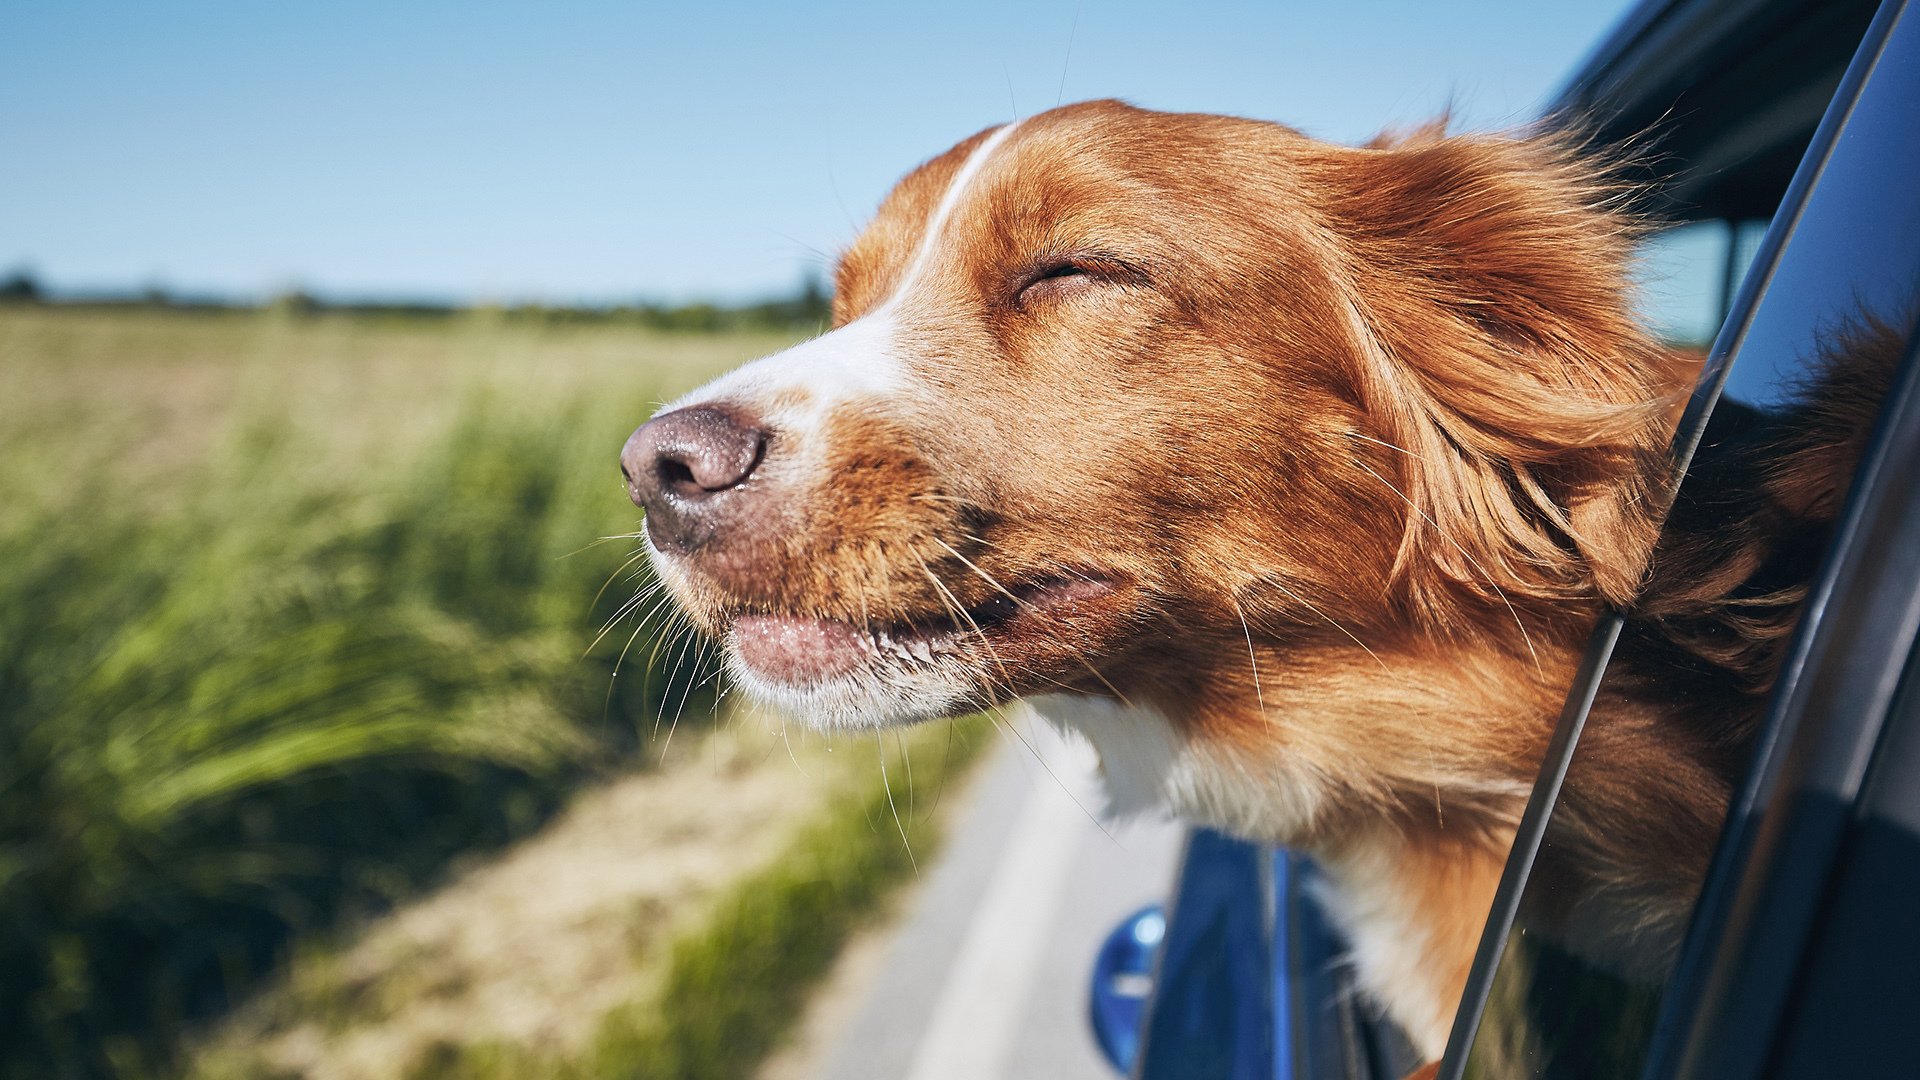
[[618, 100, 1883, 1063]]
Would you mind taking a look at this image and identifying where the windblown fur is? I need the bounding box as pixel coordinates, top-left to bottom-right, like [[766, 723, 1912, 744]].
[[624, 101, 1897, 1064]]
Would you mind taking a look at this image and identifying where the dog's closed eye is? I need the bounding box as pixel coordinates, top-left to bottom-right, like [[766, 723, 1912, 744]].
[[1016, 261, 1097, 305], [1014, 257, 1144, 307]]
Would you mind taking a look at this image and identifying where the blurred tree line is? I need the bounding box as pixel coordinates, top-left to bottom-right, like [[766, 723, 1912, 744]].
[[0, 268, 834, 334]]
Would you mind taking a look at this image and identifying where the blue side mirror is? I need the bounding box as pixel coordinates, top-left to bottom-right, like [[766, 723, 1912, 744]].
[[1089, 904, 1167, 1075]]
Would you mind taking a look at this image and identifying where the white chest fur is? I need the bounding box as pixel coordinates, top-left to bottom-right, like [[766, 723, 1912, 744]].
[[1026, 693, 1462, 1061], [1025, 694, 1331, 855]]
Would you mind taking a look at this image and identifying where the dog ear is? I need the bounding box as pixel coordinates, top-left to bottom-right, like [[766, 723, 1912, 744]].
[[1312, 129, 1688, 617]]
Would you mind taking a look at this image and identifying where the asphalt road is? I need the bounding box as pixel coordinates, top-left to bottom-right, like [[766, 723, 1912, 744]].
[[817, 710, 1187, 1080]]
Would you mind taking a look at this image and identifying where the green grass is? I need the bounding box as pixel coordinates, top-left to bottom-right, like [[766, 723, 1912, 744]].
[[0, 307, 802, 1079], [570, 722, 986, 1080]]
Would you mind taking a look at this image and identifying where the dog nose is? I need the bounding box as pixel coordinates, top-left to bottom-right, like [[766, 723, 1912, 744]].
[[621, 406, 768, 545]]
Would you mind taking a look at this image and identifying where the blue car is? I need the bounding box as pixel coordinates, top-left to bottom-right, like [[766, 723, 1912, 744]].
[[1092, 0, 1920, 1076]]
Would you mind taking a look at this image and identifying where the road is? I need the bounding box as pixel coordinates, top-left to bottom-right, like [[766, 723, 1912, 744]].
[[813, 711, 1187, 1080]]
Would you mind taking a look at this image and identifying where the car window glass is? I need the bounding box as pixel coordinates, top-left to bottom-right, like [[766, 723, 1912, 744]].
[[1462, 8, 1920, 1078], [1635, 219, 1769, 350]]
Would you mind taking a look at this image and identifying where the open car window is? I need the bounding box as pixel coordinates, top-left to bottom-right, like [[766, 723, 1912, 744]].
[[1636, 218, 1769, 351], [1445, 2, 1920, 1077]]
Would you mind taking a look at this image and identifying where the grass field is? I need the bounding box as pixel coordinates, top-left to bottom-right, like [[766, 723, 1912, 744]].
[[187, 718, 988, 1080], [0, 305, 898, 1078]]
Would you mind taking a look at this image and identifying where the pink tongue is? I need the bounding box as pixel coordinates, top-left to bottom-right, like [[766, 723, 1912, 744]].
[[732, 615, 869, 684]]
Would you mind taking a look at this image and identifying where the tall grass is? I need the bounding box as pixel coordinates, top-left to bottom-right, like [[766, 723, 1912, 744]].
[[0, 309, 786, 1079]]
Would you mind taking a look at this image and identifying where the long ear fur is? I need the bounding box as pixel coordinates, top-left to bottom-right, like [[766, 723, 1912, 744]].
[[1309, 127, 1691, 624]]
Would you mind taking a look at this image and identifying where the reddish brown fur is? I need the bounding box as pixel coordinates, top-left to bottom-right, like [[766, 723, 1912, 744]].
[[641, 100, 1893, 1062]]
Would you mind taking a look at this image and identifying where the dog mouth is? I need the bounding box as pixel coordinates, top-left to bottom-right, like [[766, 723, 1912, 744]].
[[728, 572, 1119, 688]]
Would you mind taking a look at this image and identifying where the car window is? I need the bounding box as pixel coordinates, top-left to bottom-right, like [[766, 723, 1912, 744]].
[[1636, 218, 1770, 350], [1453, 4, 1920, 1078]]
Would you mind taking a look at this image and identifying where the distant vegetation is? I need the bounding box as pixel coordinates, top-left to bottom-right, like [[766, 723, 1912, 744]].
[[0, 268, 834, 335], [0, 307, 803, 1079]]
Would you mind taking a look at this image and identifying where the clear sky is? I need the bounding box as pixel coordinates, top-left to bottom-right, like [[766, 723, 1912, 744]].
[[1, 1, 1640, 305]]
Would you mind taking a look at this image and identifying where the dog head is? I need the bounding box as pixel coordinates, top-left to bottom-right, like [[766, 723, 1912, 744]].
[[622, 101, 1678, 805]]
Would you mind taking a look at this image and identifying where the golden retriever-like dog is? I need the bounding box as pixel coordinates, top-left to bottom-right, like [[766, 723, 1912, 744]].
[[617, 101, 1883, 1062]]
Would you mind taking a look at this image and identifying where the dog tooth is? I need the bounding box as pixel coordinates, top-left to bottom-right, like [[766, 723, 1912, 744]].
[[911, 640, 933, 662]]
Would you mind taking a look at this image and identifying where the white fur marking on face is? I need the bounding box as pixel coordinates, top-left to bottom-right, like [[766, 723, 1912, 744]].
[[885, 118, 1025, 309], [646, 119, 1029, 731], [659, 310, 901, 431], [659, 117, 1026, 426]]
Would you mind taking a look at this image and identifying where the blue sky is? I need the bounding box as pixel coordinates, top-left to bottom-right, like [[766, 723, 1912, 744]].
[[1, 1, 1639, 305]]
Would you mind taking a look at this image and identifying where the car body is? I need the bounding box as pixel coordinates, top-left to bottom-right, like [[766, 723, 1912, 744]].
[[1091, 0, 1918, 1076]]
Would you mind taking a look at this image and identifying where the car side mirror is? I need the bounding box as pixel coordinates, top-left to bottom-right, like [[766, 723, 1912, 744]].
[[1088, 904, 1166, 1075]]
